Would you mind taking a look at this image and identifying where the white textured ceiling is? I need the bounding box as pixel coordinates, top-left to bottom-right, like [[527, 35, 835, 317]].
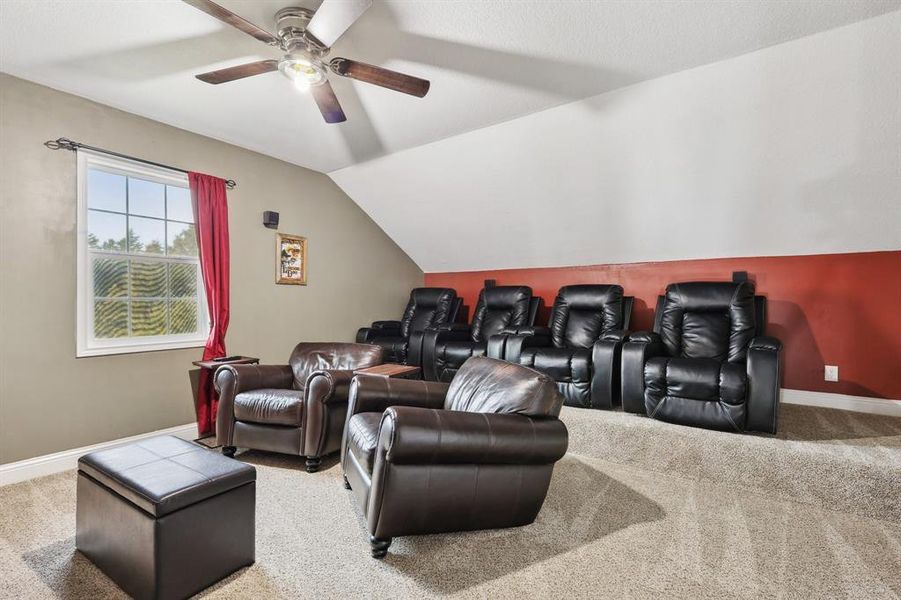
[[331, 12, 901, 272], [1, 0, 898, 173]]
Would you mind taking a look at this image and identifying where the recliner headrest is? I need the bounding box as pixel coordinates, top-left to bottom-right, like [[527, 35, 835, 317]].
[[482, 286, 531, 309], [410, 287, 456, 308], [658, 281, 756, 363], [663, 281, 754, 313], [556, 284, 622, 310], [401, 288, 457, 338]]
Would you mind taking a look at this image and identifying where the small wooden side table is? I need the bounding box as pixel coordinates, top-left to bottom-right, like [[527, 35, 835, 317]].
[[192, 356, 260, 370], [190, 356, 260, 442], [354, 363, 421, 380]]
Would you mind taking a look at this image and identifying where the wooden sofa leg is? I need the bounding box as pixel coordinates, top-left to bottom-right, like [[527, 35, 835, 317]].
[[305, 457, 321, 473], [369, 536, 391, 559]]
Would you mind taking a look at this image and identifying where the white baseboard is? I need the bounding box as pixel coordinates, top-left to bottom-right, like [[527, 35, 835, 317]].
[[0, 423, 197, 487], [781, 389, 901, 417]]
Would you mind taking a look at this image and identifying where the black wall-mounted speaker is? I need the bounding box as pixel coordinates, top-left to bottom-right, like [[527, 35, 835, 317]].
[[263, 211, 279, 229], [484, 279, 496, 288], [732, 271, 749, 283]]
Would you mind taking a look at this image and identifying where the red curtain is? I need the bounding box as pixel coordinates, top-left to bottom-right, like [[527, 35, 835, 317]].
[[189, 172, 230, 437]]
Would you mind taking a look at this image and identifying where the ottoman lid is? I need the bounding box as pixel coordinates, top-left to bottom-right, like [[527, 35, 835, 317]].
[[78, 435, 256, 517]]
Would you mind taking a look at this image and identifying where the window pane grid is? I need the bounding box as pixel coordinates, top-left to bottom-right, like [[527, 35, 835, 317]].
[[85, 166, 202, 343], [80, 157, 207, 355], [90, 255, 201, 339]]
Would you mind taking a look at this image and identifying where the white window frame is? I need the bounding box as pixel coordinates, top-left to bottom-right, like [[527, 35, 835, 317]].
[[76, 150, 209, 357]]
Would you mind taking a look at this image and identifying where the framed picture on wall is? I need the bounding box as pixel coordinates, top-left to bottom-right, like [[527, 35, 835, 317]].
[[276, 233, 307, 285]]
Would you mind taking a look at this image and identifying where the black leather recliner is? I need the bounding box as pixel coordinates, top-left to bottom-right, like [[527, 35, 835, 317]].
[[487, 285, 634, 409], [422, 286, 541, 382], [356, 288, 461, 366], [621, 281, 782, 434]]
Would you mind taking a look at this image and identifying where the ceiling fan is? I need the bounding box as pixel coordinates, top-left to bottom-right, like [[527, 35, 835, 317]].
[[183, 0, 430, 123]]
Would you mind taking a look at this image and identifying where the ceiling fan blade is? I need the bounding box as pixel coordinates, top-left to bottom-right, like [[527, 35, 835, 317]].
[[196, 60, 278, 84], [307, 0, 372, 48], [182, 0, 279, 45], [311, 81, 347, 124], [329, 58, 430, 98]]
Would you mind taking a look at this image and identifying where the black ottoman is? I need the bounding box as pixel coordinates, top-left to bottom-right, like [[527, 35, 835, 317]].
[[76, 435, 256, 600]]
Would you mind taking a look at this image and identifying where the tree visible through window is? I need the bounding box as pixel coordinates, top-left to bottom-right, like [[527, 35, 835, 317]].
[[77, 152, 208, 356]]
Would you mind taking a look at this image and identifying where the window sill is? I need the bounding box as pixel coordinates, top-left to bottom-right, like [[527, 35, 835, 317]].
[[76, 339, 207, 358]]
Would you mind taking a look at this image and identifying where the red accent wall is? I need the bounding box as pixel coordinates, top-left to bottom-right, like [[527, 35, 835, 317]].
[[425, 250, 901, 400]]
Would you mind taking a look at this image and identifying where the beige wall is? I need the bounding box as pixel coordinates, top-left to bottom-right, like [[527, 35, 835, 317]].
[[0, 74, 423, 464]]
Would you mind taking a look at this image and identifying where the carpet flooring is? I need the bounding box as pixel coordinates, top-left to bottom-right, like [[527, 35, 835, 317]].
[[1, 405, 899, 599]]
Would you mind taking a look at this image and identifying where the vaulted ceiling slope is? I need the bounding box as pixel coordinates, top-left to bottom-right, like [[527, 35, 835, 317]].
[[0, 1, 898, 174], [330, 11, 901, 272]]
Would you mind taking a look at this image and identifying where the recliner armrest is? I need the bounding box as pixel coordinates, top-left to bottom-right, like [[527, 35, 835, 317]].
[[500, 331, 554, 363], [347, 375, 449, 417], [421, 324, 474, 380], [500, 325, 551, 337], [746, 336, 783, 434], [589, 329, 629, 410], [357, 320, 403, 343], [600, 329, 628, 343], [627, 331, 662, 344], [433, 323, 472, 334], [621, 331, 668, 414], [750, 336, 782, 352], [380, 407, 568, 465]]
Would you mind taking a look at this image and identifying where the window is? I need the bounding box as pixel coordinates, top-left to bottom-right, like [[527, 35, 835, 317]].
[[76, 151, 208, 357]]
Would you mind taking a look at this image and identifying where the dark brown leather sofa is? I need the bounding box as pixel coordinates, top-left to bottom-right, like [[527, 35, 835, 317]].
[[341, 356, 568, 558], [216, 342, 383, 472]]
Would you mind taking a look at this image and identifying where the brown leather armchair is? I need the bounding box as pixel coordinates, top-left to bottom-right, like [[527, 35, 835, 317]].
[[216, 342, 383, 472], [341, 356, 568, 558]]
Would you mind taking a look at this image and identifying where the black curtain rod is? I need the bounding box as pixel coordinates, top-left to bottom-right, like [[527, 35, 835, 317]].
[[44, 138, 236, 190]]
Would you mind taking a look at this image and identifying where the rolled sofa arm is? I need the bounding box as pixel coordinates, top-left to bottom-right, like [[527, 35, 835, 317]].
[[380, 407, 568, 465], [620, 331, 668, 414], [305, 369, 356, 406], [215, 364, 294, 445], [746, 336, 783, 434], [347, 375, 450, 417], [589, 329, 629, 410]]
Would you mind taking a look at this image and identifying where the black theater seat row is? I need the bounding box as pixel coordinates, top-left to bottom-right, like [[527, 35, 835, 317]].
[[354, 280, 782, 435]]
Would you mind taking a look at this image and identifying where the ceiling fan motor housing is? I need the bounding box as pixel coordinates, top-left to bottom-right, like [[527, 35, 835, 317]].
[[275, 7, 328, 87], [275, 7, 323, 52]]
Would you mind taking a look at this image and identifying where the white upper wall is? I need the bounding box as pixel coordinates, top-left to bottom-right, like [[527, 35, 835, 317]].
[[330, 12, 901, 273]]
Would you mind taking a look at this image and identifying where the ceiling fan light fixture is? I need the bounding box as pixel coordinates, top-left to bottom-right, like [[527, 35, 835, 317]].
[[278, 56, 326, 90]]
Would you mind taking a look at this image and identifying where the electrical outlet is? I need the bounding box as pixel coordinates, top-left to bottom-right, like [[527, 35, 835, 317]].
[[824, 365, 839, 382]]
